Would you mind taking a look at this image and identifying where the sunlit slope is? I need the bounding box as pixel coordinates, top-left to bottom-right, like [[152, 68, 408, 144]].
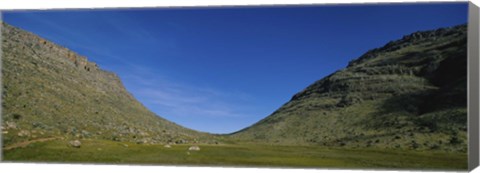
[[232, 24, 467, 152], [1, 23, 215, 147], [3, 139, 467, 170]]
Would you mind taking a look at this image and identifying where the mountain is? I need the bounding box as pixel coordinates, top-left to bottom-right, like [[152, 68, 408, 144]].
[[1, 21, 468, 153], [231, 24, 467, 152], [1, 22, 214, 147]]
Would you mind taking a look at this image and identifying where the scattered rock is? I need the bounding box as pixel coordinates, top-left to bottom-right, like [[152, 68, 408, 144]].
[[188, 146, 200, 151], [69, 140, 81, 148], [139, 131, 149, 136], [2, 131, 8, 134], [81, 130, 90, 137], [32, 122, 46, 129], [175, 139, 187, 144], [5, 121, 17, 129], [17, 130, 30, 137], [136, 138, 149, 144], [164, 144, 171, 148], [123, 144, 129, 148]]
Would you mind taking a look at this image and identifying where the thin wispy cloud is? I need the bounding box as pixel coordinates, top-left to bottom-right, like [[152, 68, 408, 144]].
[[6, 5, 466, 134], [121, 65, 256, 119], [10, 13, 251, 123], [15, 13, 91, 49], [98, 12, 179, 53]]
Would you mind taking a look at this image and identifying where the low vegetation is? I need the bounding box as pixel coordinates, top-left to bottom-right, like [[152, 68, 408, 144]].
[[1, 22, 216, 147], [3, 139, 467, 170], [1, 22, 468, 170], [231, 24, 467, 153]]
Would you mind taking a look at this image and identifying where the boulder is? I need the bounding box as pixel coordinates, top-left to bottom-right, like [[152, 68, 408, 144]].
[[164, 144, 171, 148], [69, 140, 81, 148], [188, 146, 200, 151]]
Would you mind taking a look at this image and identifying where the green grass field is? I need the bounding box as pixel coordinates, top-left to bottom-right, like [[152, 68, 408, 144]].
[[2, 139, 467, 170]]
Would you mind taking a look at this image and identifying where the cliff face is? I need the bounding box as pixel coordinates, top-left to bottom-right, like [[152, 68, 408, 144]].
[[1, 23, 213, 147], [232, 24, 467, 152]]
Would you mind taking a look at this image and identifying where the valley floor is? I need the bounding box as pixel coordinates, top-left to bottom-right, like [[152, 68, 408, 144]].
[[2, 138, 467, 170]]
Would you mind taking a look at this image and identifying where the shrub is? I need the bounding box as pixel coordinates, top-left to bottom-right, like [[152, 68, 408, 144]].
[[449, 135, 462, 145], [411, 140, 420, 149], [13, 113, 22, 120]]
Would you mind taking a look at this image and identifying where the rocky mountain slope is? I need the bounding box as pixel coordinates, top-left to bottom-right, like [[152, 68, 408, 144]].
[[1, 22, 214, 147], [231, 24, 468, 152]]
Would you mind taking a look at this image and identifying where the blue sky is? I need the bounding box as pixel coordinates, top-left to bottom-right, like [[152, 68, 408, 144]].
[[2, 3, 468, 134]]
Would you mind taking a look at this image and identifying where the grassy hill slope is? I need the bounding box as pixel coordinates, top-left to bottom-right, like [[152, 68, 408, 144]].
[[1, 23, 215, 147], [0, 22, 468, 170], [231, 24, 468, 153]]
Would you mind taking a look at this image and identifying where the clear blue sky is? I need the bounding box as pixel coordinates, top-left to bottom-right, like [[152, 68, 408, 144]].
[[2, 3, 468, 134]]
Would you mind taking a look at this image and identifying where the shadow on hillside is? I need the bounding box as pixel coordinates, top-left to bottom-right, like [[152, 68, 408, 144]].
[[358, 86, 467, 133], [361, 91, 428, 130]]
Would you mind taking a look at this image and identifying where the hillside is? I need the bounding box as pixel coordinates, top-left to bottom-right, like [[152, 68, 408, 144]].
[[1, 21, 468, 154], [231, 24, 468, 152], [1, 22, 215, 147]]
